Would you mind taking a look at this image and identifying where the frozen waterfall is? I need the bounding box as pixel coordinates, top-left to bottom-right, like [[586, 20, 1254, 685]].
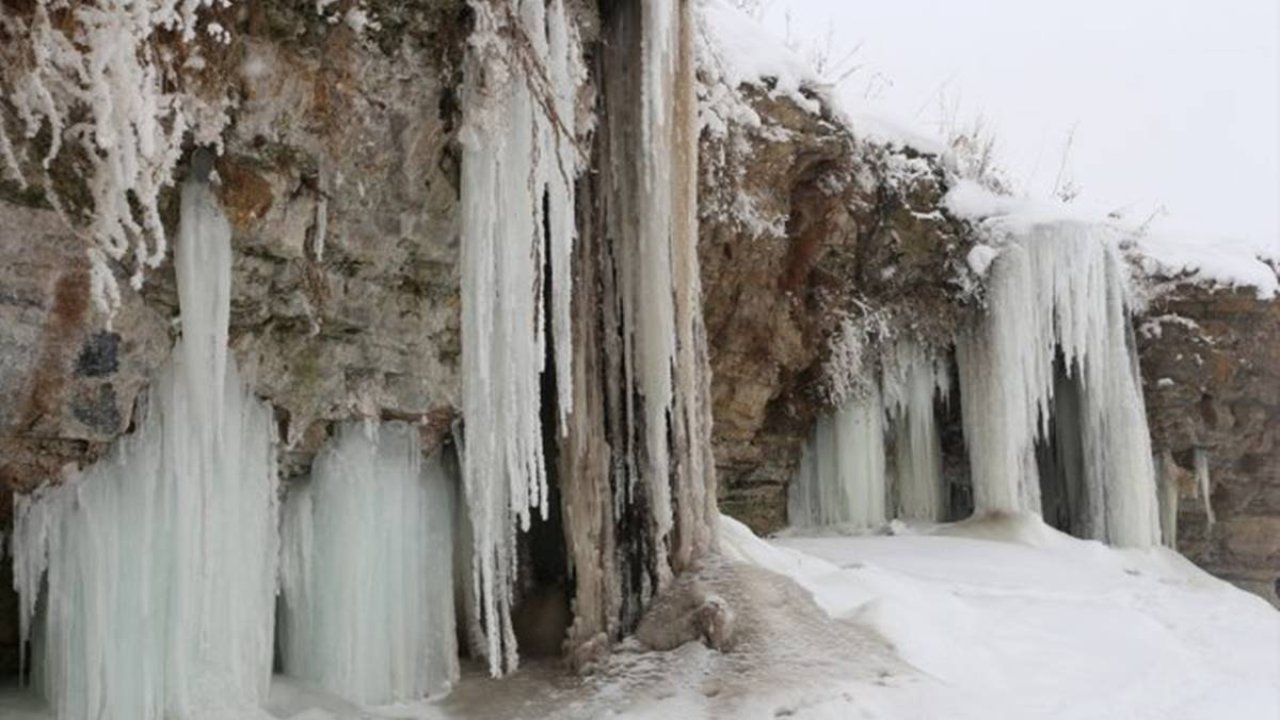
[[789, 222, 1160, 550], [278, 421, 458, 705], [788, 386, 888, 530], [956, 220, 1161, 547], [10, 176, 279, 719]]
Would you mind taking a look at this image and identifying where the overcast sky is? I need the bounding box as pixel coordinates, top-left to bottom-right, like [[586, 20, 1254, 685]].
[[759, 0, 1279, 247]]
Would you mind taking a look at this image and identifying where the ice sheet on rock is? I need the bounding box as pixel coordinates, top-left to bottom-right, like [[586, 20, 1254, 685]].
[[10, 177, 278, 719], [279, 422, 459, 706]]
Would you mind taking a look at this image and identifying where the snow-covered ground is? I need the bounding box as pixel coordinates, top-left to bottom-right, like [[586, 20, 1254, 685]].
[[4, 513, 1274, 719]]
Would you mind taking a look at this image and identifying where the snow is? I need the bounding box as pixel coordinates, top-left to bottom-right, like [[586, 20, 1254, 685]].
[[695, 0, 946, 155], [279, 422, 459, 705], [697, 0, 822, 121], [947, 178, 1280, 299], [8, 512, 1276, 719]]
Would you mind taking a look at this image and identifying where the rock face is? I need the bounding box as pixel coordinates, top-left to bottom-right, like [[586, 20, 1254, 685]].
[[698, 87, 975, 534], [0, 2, 467, 498], [1138, 285, 1280, 606]]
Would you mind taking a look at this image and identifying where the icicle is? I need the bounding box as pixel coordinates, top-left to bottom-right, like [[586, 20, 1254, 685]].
[[457, 0, 582, 676], [1155, 449, 1180, 548], [956, 220, 1161, 547], [1193, 448, 1215, 527], [10, 176, 279, 719], [882, 341, 948, 523], [279, 422, 458, 705], [788, 385, 887, 529]]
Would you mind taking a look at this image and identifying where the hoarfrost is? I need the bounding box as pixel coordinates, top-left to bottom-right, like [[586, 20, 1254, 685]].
[[0, 0, 234, 319]]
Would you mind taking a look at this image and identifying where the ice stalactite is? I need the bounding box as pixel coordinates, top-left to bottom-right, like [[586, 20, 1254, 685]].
[[882, 341, 950, 523], [457, 0, 583, 675], [458, 0, 713, 672], [1155, 449, 1180, 548], [278, 422, 458, 705], [956, 220, 1161, 547], [788, 386, 888, 530], [1194, 448, 1215, 527], [10, 174, 279, 719]]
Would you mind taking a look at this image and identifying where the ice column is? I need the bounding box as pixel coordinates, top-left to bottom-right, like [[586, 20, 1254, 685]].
[[11, 176, 279, 719], [278, 422, 458, 705], [956, 220, 1161, 546]]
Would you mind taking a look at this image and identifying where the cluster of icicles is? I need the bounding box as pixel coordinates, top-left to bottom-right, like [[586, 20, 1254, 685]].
[[791, 220, 1164, 548], [7, 0, 709, 716]]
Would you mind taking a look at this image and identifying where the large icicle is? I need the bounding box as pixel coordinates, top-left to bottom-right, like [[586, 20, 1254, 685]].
[[10, 174, 279, 719], [279, 422, 458, 705], [956, 220, 1161, 546], [457, 0, 582, 675], [788, 386, 888, 529]]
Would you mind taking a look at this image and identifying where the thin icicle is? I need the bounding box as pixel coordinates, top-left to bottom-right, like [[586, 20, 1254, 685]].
[[1193, 448, 1215, 527]]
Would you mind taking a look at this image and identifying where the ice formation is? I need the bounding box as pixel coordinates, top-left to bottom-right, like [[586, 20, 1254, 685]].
[[0, 0, 232, 317], [956, 220, 1161, 547], [789, 338, 950, 529], [788, 386, 888, 529], [458, 0, 594, 674], [279, 422, 458, 705], [10, 176, 279, 719], [882, 341, 950, 522], [1193, 448, 1215, 526], [455, 0, 715, 673]]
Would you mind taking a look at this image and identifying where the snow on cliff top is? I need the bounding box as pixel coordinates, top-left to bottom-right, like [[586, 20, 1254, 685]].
[[946, 179, 1280, 298], [697, 0, 946, 154], [699, 1, 1278, 300]]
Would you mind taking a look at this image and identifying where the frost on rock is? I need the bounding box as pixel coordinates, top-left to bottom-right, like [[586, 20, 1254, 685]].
[[457, 0, 583, 676], [0, 0, 232, 318], [956, 219, 1161, 547], [10, 177, 278, 719], [279, 422, 459, 706]]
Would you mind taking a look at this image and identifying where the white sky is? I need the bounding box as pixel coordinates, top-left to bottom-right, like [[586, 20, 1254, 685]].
[[759, 0, 1280, 246]]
